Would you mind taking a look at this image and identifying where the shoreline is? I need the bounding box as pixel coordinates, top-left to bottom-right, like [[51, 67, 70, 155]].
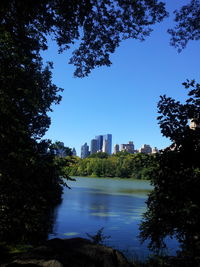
[[71, 175, 150, 182]]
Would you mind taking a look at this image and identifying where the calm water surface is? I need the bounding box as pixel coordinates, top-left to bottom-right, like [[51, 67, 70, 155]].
[[49, 177, 177, 259]]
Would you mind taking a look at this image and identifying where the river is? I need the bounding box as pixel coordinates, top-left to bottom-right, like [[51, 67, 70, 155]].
[[49, 177, 178, 260]]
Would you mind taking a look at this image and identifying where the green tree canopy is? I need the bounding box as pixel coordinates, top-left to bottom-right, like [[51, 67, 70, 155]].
[[0, 0, 168, 77], [168, 0, 200, 52], [88, 152, 109, 159], [50, 141, 73, 156], [68, 152, 155, 179], [1, 0, 200, 249], [140, 81, 200, 260]]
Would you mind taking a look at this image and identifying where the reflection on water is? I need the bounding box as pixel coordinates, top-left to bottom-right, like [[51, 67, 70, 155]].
[[49, 177, 179, 259], [63, 232, 79, 236], [2, 176, 177, 260], [49, 177, 157, 259]]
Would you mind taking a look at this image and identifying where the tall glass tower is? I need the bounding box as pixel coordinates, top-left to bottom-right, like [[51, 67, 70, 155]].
[[81, 143, 89, 158], [103, 134, 112, 154], [94, 134, 112, 154], [95, 135, 103, 151], [90, 139, 98, 154]]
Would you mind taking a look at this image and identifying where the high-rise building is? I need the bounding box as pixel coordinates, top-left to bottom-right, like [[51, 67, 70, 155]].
[[103, 134, 112, 154], [95, 135, 103, 151], [81, 143, 90, 158], [82, 134, 112, 156], [72, 147, 77, 156], [95, 134, 112, 154], [120, 141, 135, 153], [90, 139, 98, 154], [139, 144, 152, 154], [102, 139, 108, 153], [113, 144, 119, 154]]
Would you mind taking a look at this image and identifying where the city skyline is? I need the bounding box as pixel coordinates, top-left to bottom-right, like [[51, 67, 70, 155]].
[[42, 1, 199, 157], [57, 121, 199, 157], [81, 134, 112, 158], [79, 134, 157, 158]]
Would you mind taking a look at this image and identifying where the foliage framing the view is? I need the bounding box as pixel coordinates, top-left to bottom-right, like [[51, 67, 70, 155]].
[[1, 0, 200, 253], [0, 0, 168, 77], [140, 81, 200, 261], [0, 0, 168, 246]]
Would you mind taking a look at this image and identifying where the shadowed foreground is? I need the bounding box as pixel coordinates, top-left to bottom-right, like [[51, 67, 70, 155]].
[[2, 237, 198, 267], [2, 238, 131, 267]]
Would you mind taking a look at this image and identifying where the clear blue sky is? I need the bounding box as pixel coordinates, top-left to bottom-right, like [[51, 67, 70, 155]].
[[41, 1, 199, 156]]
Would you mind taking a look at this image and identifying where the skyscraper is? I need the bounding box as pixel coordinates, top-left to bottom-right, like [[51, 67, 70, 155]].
[[81, 143, 90, 158], [95, 135, 103, 151], [83, 134, 112, 155], [90, 139, 98, 154], [102, 139, 108, 153], [103, 134, 112, 154], [113, 144, 119, 154], [72, 147, 77, 156]]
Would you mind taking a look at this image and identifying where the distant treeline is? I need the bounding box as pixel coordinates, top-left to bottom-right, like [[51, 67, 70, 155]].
[[66, 152, 157, 179]]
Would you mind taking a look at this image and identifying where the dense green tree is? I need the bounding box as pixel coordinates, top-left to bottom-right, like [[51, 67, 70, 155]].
[[115, 151, 130, 157], [50, 141, 72, 156], [0, 0, 196, 202], [0, 1, 168, 226], [0, 0, 168, 77], [168, 0, 200, 52], [69, 152, 155, 179], [131, 153, 156, 179], [0, 32, 64, 241], [140, 81, 200, 260], [88, 152, 109, 159], [0, 0, 199, 248]]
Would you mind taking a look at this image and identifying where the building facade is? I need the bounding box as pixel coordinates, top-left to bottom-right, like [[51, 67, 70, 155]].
[[90, 139, 98, 154], [120, 141, 135, 153], [103, 134, 112, 154], [95, 135, 104, 151], [102, 139, 107, 153], [72, 147, 77, 156], [139, 144, 152, 154], [113, 144, 119, 154], [93, 134, 112, 154], [81, 143, 90, 158]]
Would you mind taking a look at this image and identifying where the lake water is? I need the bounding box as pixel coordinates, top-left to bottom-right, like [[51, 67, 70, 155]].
[[49, 177, 178, 260]]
